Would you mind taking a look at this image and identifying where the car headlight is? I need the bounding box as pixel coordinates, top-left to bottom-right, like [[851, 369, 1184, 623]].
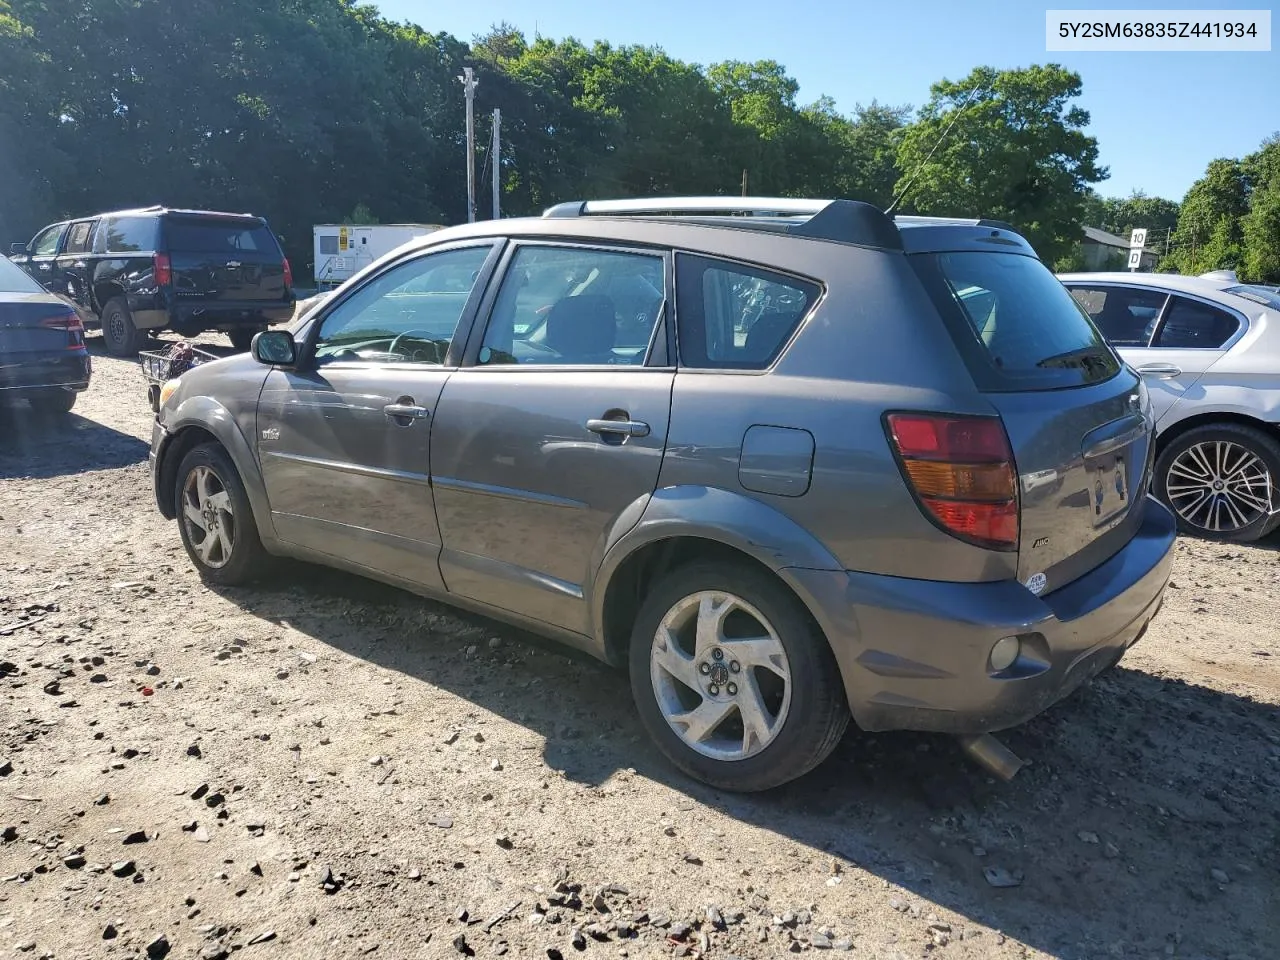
[[158, 378, 182, 408]]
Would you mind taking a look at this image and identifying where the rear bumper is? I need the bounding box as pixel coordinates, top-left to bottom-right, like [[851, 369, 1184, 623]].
[[0, 353, 92, 394], [129, 294, 295, 331], [170, 299, 294, 328], [793, 496, 1176, 735]]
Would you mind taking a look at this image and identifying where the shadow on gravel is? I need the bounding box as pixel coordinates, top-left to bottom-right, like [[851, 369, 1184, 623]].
[[219, 565, 1280, 960], [0, 405, 149, 478]]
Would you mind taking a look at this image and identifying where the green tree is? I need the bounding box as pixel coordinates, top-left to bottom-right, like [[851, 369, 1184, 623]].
[[893, 64, 1106, 263], [1161, 159, 1249, 275], [1241, 134, 1280, 281]]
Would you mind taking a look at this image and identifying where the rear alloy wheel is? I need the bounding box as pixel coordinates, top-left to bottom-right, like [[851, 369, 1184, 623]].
[[1155, 424, 1280, 542], [100, 297, 144, 357], [175, 443, 270, 584], [629, 561, 849, 792], [29, 389, 77, 415]]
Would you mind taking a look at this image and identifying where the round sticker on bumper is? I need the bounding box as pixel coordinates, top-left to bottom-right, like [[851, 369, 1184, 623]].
[[1025, 573, 1047, 596]]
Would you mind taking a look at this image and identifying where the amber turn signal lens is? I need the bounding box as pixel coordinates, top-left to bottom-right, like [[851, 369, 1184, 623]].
[[902, 460, 1015, 501]]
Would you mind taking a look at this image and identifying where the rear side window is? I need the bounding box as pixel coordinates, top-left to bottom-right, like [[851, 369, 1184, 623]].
[[1067, 285, 1167, 346], [675, 254, 818, 369], [164, 219, 279, 254], [64, 221, 95, 254], [913, 252, 1121, 391], [94, 217, 159, 254], [1153, 296, 1239, 349]]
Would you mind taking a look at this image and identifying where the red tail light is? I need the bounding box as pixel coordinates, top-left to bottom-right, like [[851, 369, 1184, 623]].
[[282, 257, 293, 289], [39, 309, 86, 349], [886, 413, 1019, 549], [154, 253, 172, 287]]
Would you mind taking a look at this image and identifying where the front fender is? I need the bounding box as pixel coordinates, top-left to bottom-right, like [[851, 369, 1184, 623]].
[[590, 485, 845, 647], [159, 396, 276, 546]]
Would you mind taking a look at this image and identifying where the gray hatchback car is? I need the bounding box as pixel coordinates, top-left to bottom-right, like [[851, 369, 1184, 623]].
[[149, 197, 1176, 792]]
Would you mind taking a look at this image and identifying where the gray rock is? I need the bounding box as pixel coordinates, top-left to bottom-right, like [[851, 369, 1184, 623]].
[[123, 830, 148, 845], [811, 933, 832, 949], [102, 924, 118, 940], [982, 867, 1021, 888], [110, 860, 135, 877], [194, 827, 211, 843], [832, 938, 853, 951], [669, 921, 692, 939], [247, 931, 276, 946], [1211, 868, 1230, 884], [706, 905, 725, 929], [63, 853, 86, 869], [146, 934, 171, 958]]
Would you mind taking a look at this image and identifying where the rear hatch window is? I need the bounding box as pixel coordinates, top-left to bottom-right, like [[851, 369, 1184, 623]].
[[912, 252, 1121, 391], [165, 219, 280, 254]]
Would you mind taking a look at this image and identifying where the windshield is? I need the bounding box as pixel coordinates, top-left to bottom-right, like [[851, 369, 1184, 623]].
[[1224, 284, 1280, 311], [165, 219, 279, 254], [913, 251, 1121, 391]]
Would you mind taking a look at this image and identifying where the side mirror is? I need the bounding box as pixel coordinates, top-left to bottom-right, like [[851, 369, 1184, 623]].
[[10, 242, 27, 255], [251, 330, 297, 366]]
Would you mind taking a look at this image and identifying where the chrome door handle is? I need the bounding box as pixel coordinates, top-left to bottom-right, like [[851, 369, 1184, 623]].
[[383, 402, 429, 420], [1136, 362, 1181, 379], [586, 418, 650, 438]]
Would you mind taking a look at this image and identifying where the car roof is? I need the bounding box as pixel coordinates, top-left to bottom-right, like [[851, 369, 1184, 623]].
[[402, 197, 1040, 258], [87, 206, 266, 222]]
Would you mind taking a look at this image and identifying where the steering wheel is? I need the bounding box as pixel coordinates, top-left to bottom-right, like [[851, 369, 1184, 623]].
[[388, 329, 445, 361]]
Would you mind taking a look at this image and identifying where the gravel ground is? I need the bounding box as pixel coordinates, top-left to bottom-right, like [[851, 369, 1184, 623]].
[[2, 336, 1279, 960]]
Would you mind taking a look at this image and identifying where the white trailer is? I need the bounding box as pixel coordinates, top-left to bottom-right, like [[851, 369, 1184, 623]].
[[313, 223, 445, 286]]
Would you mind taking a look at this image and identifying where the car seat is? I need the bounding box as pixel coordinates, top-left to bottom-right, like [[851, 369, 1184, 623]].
[[543, 295, 618, 364]]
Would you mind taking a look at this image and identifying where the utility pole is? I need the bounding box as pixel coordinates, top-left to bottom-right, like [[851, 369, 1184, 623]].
[[458, 67, 478, 223], [741, 169, 748, 197], [491, 108, 501, 220]]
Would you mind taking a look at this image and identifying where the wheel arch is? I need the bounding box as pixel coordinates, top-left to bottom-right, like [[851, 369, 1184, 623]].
[[158, 398, 276, 546], [93, 281, 126, 315], [1155, 410, 1280, 454], [591, 486, 845, 669]]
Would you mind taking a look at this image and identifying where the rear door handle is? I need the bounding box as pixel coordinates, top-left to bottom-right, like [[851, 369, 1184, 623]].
[[1136, 362, 1181, 379], [383, 402, 429, 421], [586, 418, 650, 438]]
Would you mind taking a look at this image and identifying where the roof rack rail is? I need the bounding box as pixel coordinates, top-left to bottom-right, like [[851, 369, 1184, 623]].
[[541, 196, 903, 250], [543, 197, 830, 218]]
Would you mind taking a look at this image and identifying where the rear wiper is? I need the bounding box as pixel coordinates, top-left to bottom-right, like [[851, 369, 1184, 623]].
[[1037, 346, 1111, 369]]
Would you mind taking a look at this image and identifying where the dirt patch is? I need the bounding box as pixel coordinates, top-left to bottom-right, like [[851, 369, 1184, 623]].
[[2, 336, 1278, 960]]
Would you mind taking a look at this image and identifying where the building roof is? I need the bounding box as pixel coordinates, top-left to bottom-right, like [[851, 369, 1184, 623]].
[[1081, 225, 1132, 249]]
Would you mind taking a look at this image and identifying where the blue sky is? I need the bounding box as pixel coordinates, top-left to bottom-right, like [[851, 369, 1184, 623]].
[[378, 0, 1277, 202]]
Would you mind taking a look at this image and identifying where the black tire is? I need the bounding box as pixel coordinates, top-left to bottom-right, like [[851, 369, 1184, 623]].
[[28, 389, 77, 415], [1154, 423, 1280, 542], [100, 297, 144, 357], [174, 442, 271, 585], [228, 327, 263, 353], [628, 560, 850, 792]]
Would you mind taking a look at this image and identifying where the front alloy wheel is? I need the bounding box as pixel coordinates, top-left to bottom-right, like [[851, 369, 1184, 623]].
[[180, 464, 236, 568], [174, 442, 270, 584]]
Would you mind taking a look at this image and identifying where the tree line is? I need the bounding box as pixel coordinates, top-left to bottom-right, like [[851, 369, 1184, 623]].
[[1, 0, 1276, 282]]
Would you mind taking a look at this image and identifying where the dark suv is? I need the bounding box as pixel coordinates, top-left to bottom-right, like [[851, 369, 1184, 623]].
[[10, 207, 295, 356]]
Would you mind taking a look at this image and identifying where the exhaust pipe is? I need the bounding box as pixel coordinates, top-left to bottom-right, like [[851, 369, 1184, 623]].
[[957, 734, 1025, 781]]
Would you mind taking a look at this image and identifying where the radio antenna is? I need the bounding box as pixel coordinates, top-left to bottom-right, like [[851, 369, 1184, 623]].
[[886, 81, 991, 215]]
